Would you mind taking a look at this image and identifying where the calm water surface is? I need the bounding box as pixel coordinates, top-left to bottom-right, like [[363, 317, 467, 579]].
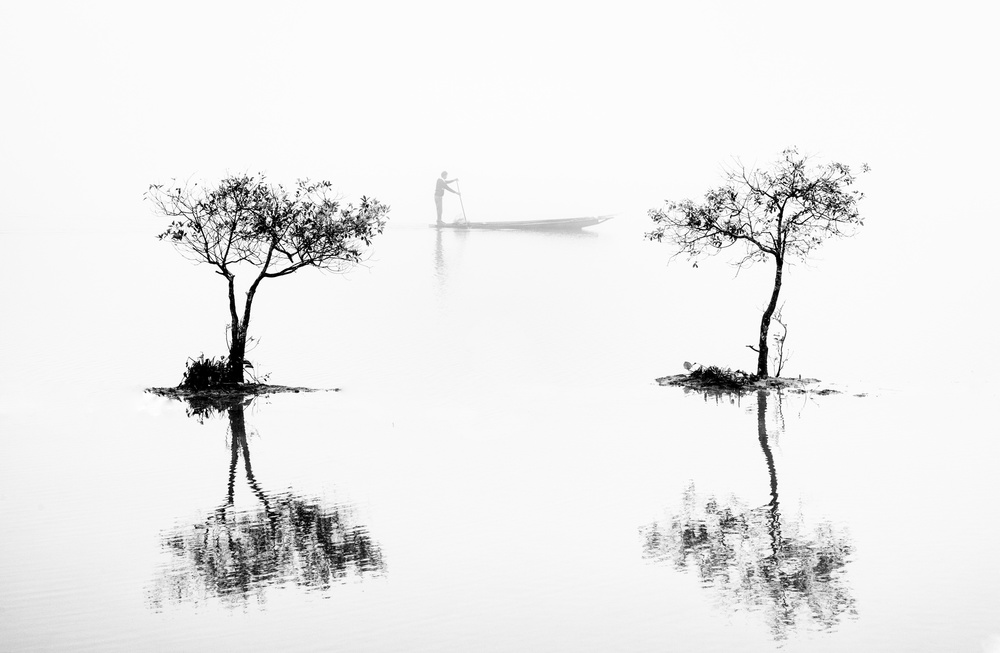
[[1, 221, 998, 652]]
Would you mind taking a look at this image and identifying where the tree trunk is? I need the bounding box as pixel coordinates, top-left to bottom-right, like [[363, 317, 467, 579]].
[[221, 259, 272, 385], [224, 275, 254, 384], [227, 331, 246, 383], [756, 259, 784, 378]]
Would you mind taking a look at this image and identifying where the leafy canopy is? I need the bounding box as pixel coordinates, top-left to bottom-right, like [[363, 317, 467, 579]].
[[647, 148, 867, 267], [148, 174, 389, 278]]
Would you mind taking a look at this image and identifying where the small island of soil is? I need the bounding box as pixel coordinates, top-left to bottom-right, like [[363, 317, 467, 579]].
[[656, 365, 843, 396], [146, 383, 337, 402], [146, 383, 339, 420]]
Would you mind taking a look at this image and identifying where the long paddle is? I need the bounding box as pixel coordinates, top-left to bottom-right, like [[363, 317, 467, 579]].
[[456, 180, 468, 224]]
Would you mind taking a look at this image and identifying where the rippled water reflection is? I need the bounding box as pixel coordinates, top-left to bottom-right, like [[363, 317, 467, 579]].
[[150, 399, 383, 610], [643, 391, 856, 641]]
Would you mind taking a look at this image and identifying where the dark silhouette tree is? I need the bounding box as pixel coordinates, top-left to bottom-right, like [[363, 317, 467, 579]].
[[642, 391, 856, 639], [149, 398, 384, 608], [647, 148, 866, 377], [147, 175, 389, 383]]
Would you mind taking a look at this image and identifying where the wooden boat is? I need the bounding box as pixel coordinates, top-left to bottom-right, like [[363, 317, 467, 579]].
[[430, 215, 613, 231]]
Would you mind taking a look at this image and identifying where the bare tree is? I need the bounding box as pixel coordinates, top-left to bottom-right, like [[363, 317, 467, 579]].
[[647, 148, 866, 377], [147, 175, 389, 383]]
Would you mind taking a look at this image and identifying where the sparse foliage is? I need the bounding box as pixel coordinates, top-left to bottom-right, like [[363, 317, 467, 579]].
[[147, 174, 389, 384], [647, 148, 866, 377]]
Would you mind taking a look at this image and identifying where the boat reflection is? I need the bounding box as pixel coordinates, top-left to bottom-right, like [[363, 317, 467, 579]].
[[432, 224, 598, 296], [149, 396, 384, 609], [642, 390, 856, 640]]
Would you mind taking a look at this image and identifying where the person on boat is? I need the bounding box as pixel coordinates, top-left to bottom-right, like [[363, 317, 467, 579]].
[[434, 171, 459, 225]]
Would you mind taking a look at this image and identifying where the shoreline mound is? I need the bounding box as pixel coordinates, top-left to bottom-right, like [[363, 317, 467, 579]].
[[656, 364, 838, 395], [146, 383, 336, 402], [147, 355, 337, 405], [146, 383, 338, 420]]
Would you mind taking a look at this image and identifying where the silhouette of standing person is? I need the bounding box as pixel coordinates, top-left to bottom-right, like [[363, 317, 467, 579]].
[[434, 171, 459, 225]]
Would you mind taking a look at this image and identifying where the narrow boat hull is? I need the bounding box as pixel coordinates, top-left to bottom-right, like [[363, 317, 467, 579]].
[[430, 215, 613, 231]]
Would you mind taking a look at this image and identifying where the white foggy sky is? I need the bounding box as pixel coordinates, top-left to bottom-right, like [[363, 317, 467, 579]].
[[2, 1, 996, 228], [1, 0, 998, 371]]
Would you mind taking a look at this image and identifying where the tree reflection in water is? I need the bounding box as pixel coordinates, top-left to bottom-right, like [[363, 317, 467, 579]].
[[642, 390, 856, 640], [150, 397, 384, 609]]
